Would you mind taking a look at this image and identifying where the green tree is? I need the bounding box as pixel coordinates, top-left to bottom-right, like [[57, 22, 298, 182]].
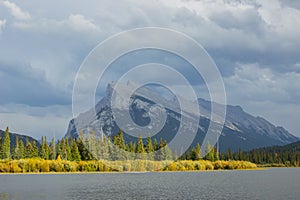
[[39, 136, 49, 160], [86, 131, 97, 159], [100, 137, 109, 160], [25, 138, 39, 158], [49, 137, 56, 160], [12, 135, 23, 160], [115, 130, 127, 160], [193, 143, 202, 160], [205, 143, 215, 162], [18, 139, 25, 159], [25, 137, 32, 158], [226, 149, 232, 160], [156, 138, 165, 161], [71, 139, 81, 161], [77, 138, 93, 161], [190, 143, 201, 160], [163, 142, 173, 160], [127, 141, 136, 160], [65, 138, 71, 161], [31, 141, 39, 158], [146, 134, 154, 160], [136, 135, 145, 160], [0, 136, 3, 159], [2, 127, 11, 159], [153, 138, 158, 151]]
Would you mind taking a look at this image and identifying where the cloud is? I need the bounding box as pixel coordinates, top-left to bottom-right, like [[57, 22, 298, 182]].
[[0, 19, 6, 32], [2, 1, 31, 20], [225, 63, 300, 104], [0, 62, 70, 106], [0, 103, 72, 138], [0, 0, 299, 137], [0, 112, 69, 139], [68, 14, 100, 32], [281, 0, 300, 10]]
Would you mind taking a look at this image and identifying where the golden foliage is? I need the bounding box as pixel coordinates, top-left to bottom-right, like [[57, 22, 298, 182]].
[[0, 159, 257, 173]]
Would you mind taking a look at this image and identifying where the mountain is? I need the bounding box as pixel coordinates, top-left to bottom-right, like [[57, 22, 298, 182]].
[[253, 140, 300, 153], [65, 82, 298, 152], [0, 129, 39, 148]]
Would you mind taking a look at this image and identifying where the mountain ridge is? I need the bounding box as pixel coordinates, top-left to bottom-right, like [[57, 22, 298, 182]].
[[65, 83, 298, 152], [0, 129, 39, 148]]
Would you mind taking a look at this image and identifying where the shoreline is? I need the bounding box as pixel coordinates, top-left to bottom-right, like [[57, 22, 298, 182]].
[[4, 166, 300, 175], [5, 166, 300, 175], [0, 168, 270, 175]]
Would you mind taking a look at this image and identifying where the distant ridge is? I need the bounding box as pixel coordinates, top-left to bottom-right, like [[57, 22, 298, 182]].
[[0, 129, 39, 148]]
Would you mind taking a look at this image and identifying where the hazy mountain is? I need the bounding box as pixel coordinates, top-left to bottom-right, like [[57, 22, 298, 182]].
[[65, 83, 298, 152]]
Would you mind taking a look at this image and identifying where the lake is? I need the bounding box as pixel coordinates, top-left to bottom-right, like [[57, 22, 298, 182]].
[[0, 168, 299, 199]]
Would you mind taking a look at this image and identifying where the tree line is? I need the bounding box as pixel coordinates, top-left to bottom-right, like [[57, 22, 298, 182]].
[[0, 127, 175, 161], [1, 127, 299, 167]]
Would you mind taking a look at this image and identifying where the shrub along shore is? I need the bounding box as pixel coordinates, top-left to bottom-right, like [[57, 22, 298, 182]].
[[0, 159, 257, 173]]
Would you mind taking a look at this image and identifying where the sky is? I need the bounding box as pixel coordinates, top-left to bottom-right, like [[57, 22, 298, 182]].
[[0, 0, 300, 139]]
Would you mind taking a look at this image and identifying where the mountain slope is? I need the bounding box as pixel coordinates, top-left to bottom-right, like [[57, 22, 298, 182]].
[[65, 83, 298, 152], [253, 140, 300, 153], [0, 129, 39, 148]]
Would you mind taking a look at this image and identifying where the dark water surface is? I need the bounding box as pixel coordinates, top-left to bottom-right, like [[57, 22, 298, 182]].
[[0, 168, 299, 200]]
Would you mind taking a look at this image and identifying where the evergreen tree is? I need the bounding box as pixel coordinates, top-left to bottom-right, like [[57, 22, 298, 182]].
[[156, 138, 165, 161], [190, 143, 202, 160], [100, 137, 109, 160], [56, 139, 62, 159], [153, 138, 158, 151], [136, 135, 145, 159], [226, 149, 232, 160], [39, 136, 49, 160], [116, 130, 127, 160], [107, 136, 114, 161], [77, 138, 93, 161], [25, 138, 39, 158], [71, 139, 81, 161], [163, 142, 173, 160], [12, 136, 22, 160], [205, 143, 215, 162], [31, 141, 39, 158], [60, 138, 67, 160], [153, 138, 159, 160], [146, 134, 154, 160], [65, 138, 71, 161], [49, 137, 56, 160], [86, 131, 97, 159], [127, 141, 136, 160], [18, 139, 25, 159], [25, 137, 32, 158], [2, 127, 11, 159], [0, 137, 3, 159]]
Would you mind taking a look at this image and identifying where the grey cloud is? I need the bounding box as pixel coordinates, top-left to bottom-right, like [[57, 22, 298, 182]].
[[224, 63, 300, 105], [0, 62, 70, 106], [280, 0, 300, 10]]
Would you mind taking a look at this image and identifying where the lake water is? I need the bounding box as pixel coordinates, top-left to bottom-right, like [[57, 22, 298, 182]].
[[0, 168, 299, 200]]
